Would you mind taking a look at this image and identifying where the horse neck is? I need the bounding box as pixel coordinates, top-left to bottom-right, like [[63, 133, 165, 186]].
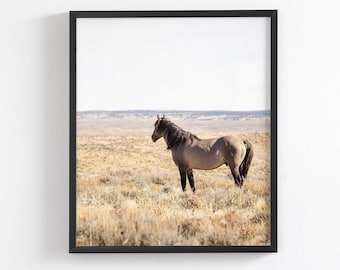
[[162, 127, 176, 149], [162, 133, 172, 149], [162, 122, 191, 149]]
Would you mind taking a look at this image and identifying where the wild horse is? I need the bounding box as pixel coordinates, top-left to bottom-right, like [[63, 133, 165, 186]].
[[151, 115, 253, 192]]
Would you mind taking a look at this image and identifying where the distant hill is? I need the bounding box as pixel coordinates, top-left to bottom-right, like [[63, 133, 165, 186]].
[[76, 110, 270, 135], [77, 110, 270, 120]]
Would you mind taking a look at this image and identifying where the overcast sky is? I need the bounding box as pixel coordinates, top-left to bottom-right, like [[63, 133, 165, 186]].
[[77, 17, 270, 111]]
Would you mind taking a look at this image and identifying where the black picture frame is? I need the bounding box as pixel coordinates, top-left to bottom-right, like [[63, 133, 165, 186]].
[[70, 10, 277, 253]]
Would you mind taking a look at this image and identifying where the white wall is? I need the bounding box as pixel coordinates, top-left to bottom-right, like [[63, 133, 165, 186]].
[[1, 0, 339, 269]]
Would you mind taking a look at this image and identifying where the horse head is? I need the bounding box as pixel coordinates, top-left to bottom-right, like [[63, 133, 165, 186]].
[[151, 114, 166, 142]]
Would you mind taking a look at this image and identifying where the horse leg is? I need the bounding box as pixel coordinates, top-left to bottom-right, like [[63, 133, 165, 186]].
[[226, 162, 241, 186], [179, 167, 187, 192], [239, 174, 244, 187], [187, 169, 195, 193], [230, 166, 243, 188]]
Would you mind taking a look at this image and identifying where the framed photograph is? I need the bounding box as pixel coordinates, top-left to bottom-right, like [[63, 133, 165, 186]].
[[70, 10, 277, 253]]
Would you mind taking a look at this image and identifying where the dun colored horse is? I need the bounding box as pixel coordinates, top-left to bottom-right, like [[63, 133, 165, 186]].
[[151, 115, 253, 192]]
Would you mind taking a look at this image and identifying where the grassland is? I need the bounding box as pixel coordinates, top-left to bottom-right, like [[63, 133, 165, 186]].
[[76, 114, 271, 247]]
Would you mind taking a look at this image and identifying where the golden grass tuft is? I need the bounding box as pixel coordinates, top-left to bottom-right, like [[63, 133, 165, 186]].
[[181, 194, 202, 209], [178, 217, 211, 238]]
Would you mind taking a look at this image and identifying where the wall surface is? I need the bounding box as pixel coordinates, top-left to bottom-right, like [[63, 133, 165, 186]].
[[1, 0, 339, 269]]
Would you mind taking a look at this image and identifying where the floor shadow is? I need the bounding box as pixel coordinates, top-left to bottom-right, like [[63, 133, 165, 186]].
[[40, 13, 69, 261]]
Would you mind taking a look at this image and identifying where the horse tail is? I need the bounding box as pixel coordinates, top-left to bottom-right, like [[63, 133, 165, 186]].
[[240, 139, 253, 178]]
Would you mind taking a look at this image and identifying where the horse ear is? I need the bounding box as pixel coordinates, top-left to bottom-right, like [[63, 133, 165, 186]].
[[157, 114, 160, 120], [162, 114, 165, 119]]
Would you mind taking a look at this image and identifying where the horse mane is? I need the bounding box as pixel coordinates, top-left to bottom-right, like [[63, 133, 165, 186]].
[[159, 118, 200, 149]]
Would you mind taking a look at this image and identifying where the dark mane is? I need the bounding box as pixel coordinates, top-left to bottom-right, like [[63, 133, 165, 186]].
[[159, 118, 200, 149]]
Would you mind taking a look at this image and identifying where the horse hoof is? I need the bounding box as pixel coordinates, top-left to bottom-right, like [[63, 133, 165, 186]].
[[235, 182, 242, 188], [192, 187, 196, 193]]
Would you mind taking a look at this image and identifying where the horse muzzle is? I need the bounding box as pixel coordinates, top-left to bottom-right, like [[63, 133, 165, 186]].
[[151, 134, 156, 142], [151, 134, 160, 142]]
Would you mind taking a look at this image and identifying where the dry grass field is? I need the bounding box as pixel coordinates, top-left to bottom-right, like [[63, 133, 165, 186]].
[[76, 113, 271, 247]]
